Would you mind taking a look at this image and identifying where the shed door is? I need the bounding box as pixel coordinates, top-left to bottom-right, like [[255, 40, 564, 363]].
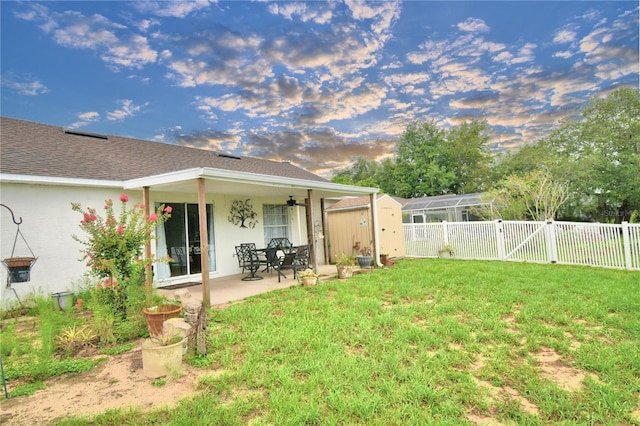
[[378, 206, 405, 258]]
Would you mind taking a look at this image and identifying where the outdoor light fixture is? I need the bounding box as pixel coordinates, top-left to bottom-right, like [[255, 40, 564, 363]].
[[286, 196, 297, 207]]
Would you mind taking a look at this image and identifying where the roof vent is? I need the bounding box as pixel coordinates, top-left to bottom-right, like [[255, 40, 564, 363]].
[[216, 152, 241, 160], [63, 128, 108, 140]]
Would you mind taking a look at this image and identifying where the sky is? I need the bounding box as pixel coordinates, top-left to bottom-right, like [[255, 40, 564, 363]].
[[1, 1, 638, 178]]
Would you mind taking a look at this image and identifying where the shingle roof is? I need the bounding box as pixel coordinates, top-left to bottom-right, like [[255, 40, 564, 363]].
[[0, 117, 328, 183]]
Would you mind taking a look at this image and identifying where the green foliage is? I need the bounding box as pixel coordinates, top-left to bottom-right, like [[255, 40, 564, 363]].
[[331, 157, 383, 187], [55, 324, 98, 356], [543, 88, 639, 221], [71, 194, 172, 281], [99, 342, 135, 356], [334, 252, 356, 266], [386, 119, 492, 198]]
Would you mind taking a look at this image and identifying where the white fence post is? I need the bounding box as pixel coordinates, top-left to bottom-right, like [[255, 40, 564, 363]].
[[545, 220, 558, 264], [442, 221, 449, 246], [495, 219, 505, 260], [622, 221, 632, 270]]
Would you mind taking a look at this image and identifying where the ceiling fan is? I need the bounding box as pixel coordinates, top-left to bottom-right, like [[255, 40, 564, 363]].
[[286, 196, 306, 207]]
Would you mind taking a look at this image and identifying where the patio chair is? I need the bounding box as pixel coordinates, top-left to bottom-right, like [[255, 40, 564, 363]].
[[241, 242, 269, 272], [169, 247, 187, 275], [293, 244, 310, 271], [235, 245, 262, 281], [268, 237, 294, 254], [274, 251, 297, 282]]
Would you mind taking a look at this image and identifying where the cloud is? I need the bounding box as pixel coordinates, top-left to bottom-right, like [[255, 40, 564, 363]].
[[457, 17, 490, 33], [268, 2, 335, 25], [107, 99, 148, 121], [68, 111, 100, 129], [1, 73, 49, 96], [133, 0, 213, 18], [15, 4, 157, 70], [553, 29, 577, 44]]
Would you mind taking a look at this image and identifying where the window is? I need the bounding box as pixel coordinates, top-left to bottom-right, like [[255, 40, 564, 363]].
[[263, 205, 289, 246]]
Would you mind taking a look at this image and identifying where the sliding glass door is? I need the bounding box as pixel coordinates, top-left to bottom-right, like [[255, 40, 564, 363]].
[[156, 203, 215, 280]]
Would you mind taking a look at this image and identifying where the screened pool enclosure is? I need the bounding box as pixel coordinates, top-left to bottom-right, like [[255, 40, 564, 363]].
[[402, 192, 495, 223]]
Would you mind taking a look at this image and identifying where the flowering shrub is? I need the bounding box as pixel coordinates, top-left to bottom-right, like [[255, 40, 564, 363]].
[[72, 194, 171, 280], [72, 194, 171, 318]]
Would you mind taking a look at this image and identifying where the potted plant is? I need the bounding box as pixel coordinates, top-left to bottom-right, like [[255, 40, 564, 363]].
[[141, 331, 185, 378], [438, 244, 455, 258], [356, 245, 373, 269], [298, 268, 320, 286], [143, 303, 183, 337], [335, 253, 356, 279]]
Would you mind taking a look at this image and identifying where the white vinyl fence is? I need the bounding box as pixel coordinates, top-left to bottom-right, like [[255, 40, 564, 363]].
[[404, 220, 640, 270]]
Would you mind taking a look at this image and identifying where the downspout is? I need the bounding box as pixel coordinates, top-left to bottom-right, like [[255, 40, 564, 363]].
[[371, 193, 382, 267]]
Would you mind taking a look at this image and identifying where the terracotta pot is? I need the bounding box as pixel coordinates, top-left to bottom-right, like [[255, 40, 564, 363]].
[[143, 304, 182, 337], [336, 265, 353, 279], [4, 257, 35, 268], [300, 276, 317, 287]]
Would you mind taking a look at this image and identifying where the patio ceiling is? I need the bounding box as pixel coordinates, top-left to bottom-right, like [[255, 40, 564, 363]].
[[123, 167, 378, 199]]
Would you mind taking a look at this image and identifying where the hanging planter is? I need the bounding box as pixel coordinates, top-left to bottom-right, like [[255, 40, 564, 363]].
[[2, 256, 37, 283]]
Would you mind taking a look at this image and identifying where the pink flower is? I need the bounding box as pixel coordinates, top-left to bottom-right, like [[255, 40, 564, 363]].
[[120, 194, 129, 203], [149, 213, 158, 222], [164, 206, 173, 213], [117, 225, 125, 235], [83, 213, 97, 222], [139, 203, 145, 210], [75, 299, 83, 310]]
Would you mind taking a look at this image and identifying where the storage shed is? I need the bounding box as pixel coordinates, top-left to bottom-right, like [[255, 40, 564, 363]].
[[325, 194, 405, 262]]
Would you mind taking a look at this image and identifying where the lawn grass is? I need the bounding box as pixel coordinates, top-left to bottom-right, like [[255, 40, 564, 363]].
[[56, 260, 640, 424]]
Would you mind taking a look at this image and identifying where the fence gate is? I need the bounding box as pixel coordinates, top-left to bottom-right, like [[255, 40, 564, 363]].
[[403, 220, 640, 270], [500, 220, 553, 263]]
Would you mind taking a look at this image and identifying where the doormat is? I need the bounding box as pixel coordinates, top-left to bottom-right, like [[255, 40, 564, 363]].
[[160, 282, 201, 290]]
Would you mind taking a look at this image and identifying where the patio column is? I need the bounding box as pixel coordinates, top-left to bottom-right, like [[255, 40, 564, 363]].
[[143, 186, 152, 287], [307, 189, 316, 271], [197, 178, 211, 308]]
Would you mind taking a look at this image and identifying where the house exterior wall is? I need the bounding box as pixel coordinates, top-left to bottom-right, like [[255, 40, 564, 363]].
[[1, 182, 323, 307], [1, 183, 127, 307]]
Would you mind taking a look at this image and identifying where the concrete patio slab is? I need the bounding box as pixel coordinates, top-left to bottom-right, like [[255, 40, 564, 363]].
[[157, 264, 340, 306]]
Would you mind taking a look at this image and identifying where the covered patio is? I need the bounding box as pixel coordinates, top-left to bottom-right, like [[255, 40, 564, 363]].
[[124, 167, 380, 307], [157, 263, 340, 306]]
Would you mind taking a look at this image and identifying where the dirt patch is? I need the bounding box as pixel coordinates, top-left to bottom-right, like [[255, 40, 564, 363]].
[[534, 347, 597, 391], [0, 340, 207, 425]]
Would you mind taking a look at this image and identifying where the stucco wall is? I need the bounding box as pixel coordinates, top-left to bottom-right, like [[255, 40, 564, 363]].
[[1, 183, 127, 308], [1, 183, 323, 307]]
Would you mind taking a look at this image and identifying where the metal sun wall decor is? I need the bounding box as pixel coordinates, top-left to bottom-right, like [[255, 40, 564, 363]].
[[228, 199, 258, 229]]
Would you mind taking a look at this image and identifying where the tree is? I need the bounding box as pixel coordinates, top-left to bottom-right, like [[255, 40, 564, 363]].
[[331, 157, 383, 188], [385, 119, 492, 198], [482, 169, 570, 220], [447, 120, 493, 194], [544, 87, 640, 222]]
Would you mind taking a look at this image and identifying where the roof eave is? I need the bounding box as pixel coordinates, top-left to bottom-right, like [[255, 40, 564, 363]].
[[123, 167, 379, 196], [0, 173, 123, 188]]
